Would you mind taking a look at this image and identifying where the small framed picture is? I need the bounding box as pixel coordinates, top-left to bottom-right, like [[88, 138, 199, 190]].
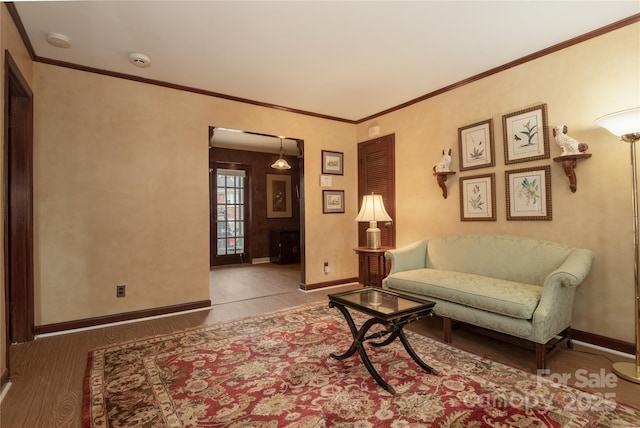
[[322, 190, 345, 214], [458, 119, 495, 171], [322, 150, 344, 175], [502, 103, 550, 164], [505, 165, 552, 221], [266, 174, 292, 218], [459, 173, 496, 221]]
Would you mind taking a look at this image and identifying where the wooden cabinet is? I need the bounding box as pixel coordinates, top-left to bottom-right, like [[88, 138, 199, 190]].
[[270, 230, 300, 264]]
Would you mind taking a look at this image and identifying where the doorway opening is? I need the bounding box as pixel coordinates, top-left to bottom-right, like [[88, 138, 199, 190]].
[[209, 127, 305, 289]]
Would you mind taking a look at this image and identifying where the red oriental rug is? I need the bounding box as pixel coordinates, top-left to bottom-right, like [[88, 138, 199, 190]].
[[84, 302, 640, 427]]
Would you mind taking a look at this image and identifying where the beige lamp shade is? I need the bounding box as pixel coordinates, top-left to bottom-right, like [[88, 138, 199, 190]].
[[355, 194, 392, 249], [354, 194, 392, 223]]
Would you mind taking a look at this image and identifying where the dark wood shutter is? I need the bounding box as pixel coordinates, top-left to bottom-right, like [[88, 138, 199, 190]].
[[357, 134, 396, 248]]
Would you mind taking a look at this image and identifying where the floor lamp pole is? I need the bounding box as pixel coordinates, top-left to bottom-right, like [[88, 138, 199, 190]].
[[613, 140, 640, 384]]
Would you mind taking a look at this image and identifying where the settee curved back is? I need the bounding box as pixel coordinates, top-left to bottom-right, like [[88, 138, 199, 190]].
[[425, 234, 574, 286]]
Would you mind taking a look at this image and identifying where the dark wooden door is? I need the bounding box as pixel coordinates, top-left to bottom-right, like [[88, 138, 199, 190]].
[[4, 52, 34, 347], [357, 134, 395, 282]]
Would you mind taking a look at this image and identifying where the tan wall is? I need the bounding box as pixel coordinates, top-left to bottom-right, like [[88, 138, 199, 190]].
[[356, 23, 640, 343], [1, 3, 35, 384], [33, 64, 358, 326]]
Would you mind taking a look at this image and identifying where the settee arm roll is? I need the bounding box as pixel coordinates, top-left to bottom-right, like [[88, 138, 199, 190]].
[[543, 248, 594, 289], [532, 248, 594, 343], [384, 240, 428, 275]]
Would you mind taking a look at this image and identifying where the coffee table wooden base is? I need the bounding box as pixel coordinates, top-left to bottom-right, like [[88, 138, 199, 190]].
[[329, 301, 438, 394]]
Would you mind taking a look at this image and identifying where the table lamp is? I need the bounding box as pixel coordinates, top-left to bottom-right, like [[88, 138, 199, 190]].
[[355, 193, 392, 249], [595, 107, 640, 384]]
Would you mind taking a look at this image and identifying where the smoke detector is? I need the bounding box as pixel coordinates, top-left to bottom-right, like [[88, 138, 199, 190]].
[[46, 32, 71, 48], [128, 52, 151, 68]]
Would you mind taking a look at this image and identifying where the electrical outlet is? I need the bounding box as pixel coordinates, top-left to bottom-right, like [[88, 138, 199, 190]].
[[116, 284, 126, 298], [323, 262, 330, 274]]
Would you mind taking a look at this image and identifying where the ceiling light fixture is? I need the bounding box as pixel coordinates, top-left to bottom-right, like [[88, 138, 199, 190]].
[[128, 52, 151, 68], [271, 138, 292, 170], [46, 32, 71, 48]]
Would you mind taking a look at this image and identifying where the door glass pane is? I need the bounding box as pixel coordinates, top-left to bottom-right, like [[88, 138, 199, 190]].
[[216, 168, 246, 257]]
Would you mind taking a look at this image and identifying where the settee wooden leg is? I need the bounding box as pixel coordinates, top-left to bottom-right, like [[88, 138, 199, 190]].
[[442, 317, 452, 343], [565, 328, 573, 349], [535, 343, 546, 371]]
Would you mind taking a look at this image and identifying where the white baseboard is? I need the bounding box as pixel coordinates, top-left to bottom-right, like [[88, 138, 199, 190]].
[[252, 257, 271, 264], [0, 382, 12, 403], [572, 340, 635, 360]]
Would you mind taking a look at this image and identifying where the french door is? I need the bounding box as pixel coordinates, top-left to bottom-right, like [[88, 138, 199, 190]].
[[210, 165, 250, 266]]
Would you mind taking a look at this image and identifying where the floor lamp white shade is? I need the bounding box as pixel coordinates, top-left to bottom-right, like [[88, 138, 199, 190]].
[[595, 107, 640, 384], [355, 194, 392, 249]]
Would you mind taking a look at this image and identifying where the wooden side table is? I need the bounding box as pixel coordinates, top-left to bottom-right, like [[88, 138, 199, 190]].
[[354, 246, 393, 287]]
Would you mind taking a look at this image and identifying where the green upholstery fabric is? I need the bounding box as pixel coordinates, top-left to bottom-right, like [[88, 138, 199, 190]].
[[386, 269, 541, 319], [382, 234, 594, 344]]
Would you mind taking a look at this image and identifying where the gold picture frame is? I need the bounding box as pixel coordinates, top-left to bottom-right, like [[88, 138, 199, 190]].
[[458, 119, 495, 171], [502, 104, 550, 164], [505, 165, 552, 220], [266, 174, 292, 218], [459, 173, 496, 221]]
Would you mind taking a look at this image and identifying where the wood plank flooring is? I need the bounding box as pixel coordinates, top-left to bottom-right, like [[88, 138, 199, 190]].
[[1, 263, 638, 427]]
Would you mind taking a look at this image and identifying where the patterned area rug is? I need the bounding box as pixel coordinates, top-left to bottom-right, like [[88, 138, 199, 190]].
[[84, 302, 640, 427]]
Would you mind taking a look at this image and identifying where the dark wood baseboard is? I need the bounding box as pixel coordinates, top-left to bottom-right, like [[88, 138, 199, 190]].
[[440, 317, 635, 357], [33, 299, 212, 335], [299, 277, 359, 291], [572, 329, 635, 355]]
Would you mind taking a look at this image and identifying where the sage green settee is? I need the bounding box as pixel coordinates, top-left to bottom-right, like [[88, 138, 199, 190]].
[[382, 234, 594, 370]]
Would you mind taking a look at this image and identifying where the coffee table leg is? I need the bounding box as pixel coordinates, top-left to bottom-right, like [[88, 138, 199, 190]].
[[329, 303, 396, 394], [397, 328, 439, 375]]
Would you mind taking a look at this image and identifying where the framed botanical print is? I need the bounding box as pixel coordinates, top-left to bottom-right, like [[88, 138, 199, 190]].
[[502, 104, 550, 164], [322, 190, 345, 213], [459, 173, 496, 221], [266, 174, 292, 218], [505, 165, 552, 220], [458, 119, 495, 171]]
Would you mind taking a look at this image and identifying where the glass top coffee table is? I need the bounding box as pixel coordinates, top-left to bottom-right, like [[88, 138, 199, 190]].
[[328, 287, 438, 394]]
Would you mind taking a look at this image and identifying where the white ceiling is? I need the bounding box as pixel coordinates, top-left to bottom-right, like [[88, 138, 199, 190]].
[[13, 1, 640, 124], [210, 127, 300, 154]]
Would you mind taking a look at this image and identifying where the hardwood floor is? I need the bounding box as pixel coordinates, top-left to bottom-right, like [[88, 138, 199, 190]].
[[1, 263, 639, 427]]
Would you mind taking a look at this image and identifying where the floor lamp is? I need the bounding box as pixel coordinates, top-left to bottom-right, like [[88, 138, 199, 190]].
[[595, 107, 640, 384]]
